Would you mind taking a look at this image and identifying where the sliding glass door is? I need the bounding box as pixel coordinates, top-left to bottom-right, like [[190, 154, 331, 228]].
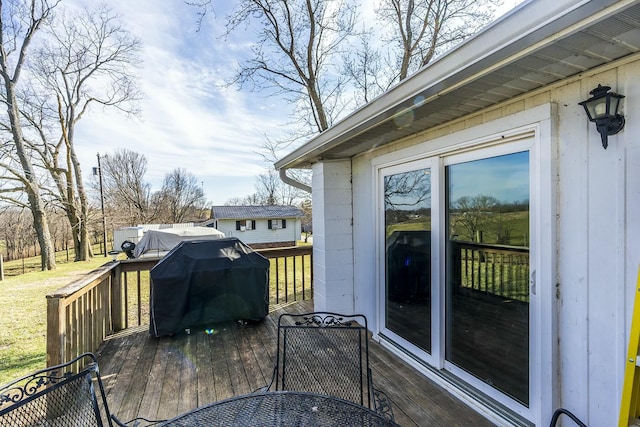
[[444, 151, 530, 406], [384, 165, 432, 353], [380, 141, 532, 412]]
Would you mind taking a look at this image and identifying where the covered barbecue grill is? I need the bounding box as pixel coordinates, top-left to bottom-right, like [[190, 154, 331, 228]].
[[149, 238, 270, 337]]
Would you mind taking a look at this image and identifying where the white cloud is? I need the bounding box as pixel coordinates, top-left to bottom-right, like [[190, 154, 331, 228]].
[[71, 0, 290, 205], [72, 0, 523, 205]]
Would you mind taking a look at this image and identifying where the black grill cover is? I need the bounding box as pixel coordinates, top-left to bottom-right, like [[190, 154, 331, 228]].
[[386, 230, 431, 302], [149, 238, 270, 337]]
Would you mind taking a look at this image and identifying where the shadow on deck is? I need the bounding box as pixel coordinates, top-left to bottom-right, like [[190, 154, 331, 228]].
[[96, 300, 494, 427]]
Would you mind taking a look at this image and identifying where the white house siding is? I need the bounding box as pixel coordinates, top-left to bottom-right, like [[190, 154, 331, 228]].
[[312, 55, 640, 425], [312, 160, 354, 314], [555, 64, 640, 426], [215, 218, 301, 246]]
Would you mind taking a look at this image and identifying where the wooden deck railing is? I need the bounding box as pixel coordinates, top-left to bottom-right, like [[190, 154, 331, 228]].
[[46, 245, 313, 367], [450, 240, 529, 302]]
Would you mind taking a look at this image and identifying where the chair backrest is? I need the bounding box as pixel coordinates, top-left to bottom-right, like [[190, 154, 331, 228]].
[[0, 353, 112, 427], [273, 312, 373, 408]]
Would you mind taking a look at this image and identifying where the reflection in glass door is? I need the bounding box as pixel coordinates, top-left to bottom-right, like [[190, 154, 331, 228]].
[[445, 152, 530, 406], [384, 168, 432, 353]]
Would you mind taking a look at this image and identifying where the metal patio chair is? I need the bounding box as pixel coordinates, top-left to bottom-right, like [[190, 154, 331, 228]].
[[0, 352, 160, 427], [266, 311, 395, 421]]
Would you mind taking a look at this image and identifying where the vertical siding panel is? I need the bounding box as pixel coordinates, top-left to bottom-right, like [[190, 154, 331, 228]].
[[581, 71, 623, 424], [555, 80, 590, 419], [620, 60, 640, 426]]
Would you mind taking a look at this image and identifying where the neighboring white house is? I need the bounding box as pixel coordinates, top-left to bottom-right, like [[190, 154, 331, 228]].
[[208, 206, 303, 248], [274, 1, 640, 425]]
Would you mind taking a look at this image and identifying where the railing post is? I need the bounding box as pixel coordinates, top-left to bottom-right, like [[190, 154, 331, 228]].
[[43, 248, 314, 364], [46, 296, 65, 367], [111, 263, 124, 332], [450, 241, 462, 294], [0, 254, 4, 281]]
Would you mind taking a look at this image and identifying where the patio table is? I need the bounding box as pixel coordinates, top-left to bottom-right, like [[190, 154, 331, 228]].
[[158, 391, 399, 426]]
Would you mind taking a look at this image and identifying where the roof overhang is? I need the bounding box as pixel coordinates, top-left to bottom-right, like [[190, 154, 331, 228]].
[[275, 0, 640, 170]]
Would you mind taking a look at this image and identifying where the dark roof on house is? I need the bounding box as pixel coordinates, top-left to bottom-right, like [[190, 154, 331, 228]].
[[275, 0, 640, 170], [211, 205, 304, 220]]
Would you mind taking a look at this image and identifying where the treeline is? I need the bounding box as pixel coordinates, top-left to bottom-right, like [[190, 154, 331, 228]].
[[94, 150, 209, 230], [0, 148, 210, 265], [0, 0, 504, 271], [0, 208, 101, 262], [0, 2, 143, 270], [0, 4, 210, 270]]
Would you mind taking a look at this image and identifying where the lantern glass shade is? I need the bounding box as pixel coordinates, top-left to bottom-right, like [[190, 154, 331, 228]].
[[579, 85, 624, 121], [609, 96, 621, 117]]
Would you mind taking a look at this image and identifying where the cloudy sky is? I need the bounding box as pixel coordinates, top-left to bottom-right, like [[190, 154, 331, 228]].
[[71, 0, 523, 206], [71, 0, 292, 205]]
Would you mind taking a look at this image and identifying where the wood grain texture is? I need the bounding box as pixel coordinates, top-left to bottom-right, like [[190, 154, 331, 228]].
[[97, 301, 495, 426]]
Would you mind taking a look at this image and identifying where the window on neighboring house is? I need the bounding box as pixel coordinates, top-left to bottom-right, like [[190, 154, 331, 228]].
[[268, 219, 287, 229], [236, 220, 256, 231]]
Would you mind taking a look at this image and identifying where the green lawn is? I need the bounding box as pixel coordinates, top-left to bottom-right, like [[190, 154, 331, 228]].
[[0, 255, 112, 385], [1, 243, 110, 277], [0, 244, 312, 386]]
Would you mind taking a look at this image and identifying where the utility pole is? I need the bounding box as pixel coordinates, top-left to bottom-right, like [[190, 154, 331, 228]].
[[95, 153, 107, 257]]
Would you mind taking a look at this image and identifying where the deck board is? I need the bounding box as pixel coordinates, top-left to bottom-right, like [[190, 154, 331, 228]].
[[176, 333, 197, 415], [194, 331, 216, 405], [97, 301, 495, 426]]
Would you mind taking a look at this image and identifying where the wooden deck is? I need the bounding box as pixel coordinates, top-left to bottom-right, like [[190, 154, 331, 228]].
[[96, 301, 495, 426]]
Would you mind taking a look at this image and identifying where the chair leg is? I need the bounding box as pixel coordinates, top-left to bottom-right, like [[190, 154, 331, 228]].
[[373, 388, 395, 422]]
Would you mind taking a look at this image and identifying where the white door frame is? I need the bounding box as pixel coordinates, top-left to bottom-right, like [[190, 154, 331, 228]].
[[373, 104, 557, 426]]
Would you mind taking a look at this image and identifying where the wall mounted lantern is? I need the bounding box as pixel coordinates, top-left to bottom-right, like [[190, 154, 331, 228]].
[[578, 84, 625, 149]]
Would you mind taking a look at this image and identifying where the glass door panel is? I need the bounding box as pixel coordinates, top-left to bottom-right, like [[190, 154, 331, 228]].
[[445, 151, 530, 405], [384, 168, 432, 353]]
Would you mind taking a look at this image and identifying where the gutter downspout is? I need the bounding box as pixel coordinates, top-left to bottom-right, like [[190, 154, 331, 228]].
[[279, 168, 311, 194]]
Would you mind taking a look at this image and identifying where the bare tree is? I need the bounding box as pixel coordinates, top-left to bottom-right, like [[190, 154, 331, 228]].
[[253, 167, 301, 206], [343, 31, 389, 105], [0, 0, 59, 270], [24, 3, 142, 261], [347, 0, 501, 102], [97, 149, 154, 227], [192, 1, 501, 206], [255, 168, 278, 205], [253, 137, 308, 205], [193, 0, 357, 135], [46, 206, 72, 254], [299, 197, 312, 241], [450, 194, 500, 242], [156, 168, 207, 224], [384, 169, 431, 211], [224, 193, 262, 206], [0, 207, 35, 261], [224, 143, 306, 206]]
